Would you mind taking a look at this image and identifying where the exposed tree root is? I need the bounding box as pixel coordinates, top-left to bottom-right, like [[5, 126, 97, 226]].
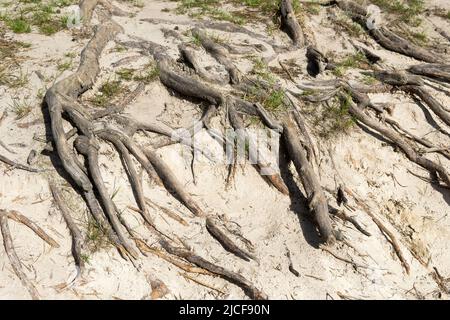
[[26, 0, 450, 299], [329, 207, 371, 237], [280, 0, 305, 46], [228, 102, 289, 195], [144, 198, 188, 226], [347, 98, 450, 188], [370, 27, 444, 63], [191, 28, 240, 84], [49, 181, 85, 276], [336, 0, 445, 63], [0, 209, 59, 299], [0, 153, 42, 172], [282, 116, 336, 244], [179, 43, 227, 85], [343, 188, 411, 274], [408, 64, 450, 83], [180, 272, 226, 296], [206, 216, 257, 262], [160, 240, 267, 300], [38, 4, 269, 298]]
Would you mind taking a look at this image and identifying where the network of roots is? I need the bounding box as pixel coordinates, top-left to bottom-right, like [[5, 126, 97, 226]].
[[1, 0, 449, 299]]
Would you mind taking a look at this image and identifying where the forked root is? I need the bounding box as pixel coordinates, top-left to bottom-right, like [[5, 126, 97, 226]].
[[0, 209, 59, 299]]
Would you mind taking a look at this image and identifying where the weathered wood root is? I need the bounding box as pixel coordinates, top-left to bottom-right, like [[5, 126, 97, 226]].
[[408, 64, 450, 83], [382, 114, 450, 161], [306, 46, 329, 76], [143, 147, 205, 217], [402, 85, 450, 127], [286, 94, 318, 165], [206, 216, 257, 262], [49, 182, 85, 276], [136, 240, 212, 275], [75, 136, 138, 259], [347, 99, 450, 188], [370, 27, 443, 63], [0, 153, 42, 172], [0, 213, 39, 300], [178, 43, 228, 84], [373, 71, 450, 128], [145, 198, 188, 226], [80, 0, 99, 26], [365, 210, 410, 274], [280, 0, 305, 46], [351, 42, 381, 64], [160, 239, 267, 300], [228, 102, 289, 195], [135, 39, 290, 196], [44, 12, 140, 258], [336, 0, 444, 63], [282, 116, 336, 244], [191, 28, 240, 84], [159, 59, 223, 105], [329, 207, 371, 237], [0, 209, 59, 299], [6, 211, 59, 247]]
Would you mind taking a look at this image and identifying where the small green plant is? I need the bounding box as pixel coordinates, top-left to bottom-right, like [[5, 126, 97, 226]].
[[85, 215, 110, 253], [303, 3, 320, 15], [369, 0, 424, 25], [334, 16, 364, 38], [263, 89, 285, 111], [309, 93, 355, 139], [361, 73, 377, 85], [113, 45, 127, 52], [0, 68, 29, 88], [91, 79, 124, 107], [239, 0, 281, 14], [410, 31, 428, 45], [133, 63, 159, 84], [57, 60, 72, 72], [6, 18, 32, 33], [251, 58, 276, 84], [332, 52, 369, 77], [1, 0, 77, 35], [115, 68, 135, 81], [10, 98, 32, 120], [36, 87, 46, 99], [110, 185, 120, 200], [80, 253, 90, 264], [175, 0, 246, 25], [64, 51, 77, 59]]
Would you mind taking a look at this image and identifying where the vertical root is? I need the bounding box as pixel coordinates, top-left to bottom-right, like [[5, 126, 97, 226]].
[[282, 116, 336, 244], [0, 211, 40, 300], [49, 182, 85, 276]]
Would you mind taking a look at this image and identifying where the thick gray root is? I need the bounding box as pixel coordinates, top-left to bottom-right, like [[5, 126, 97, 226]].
[[282, 117, 336, 244], [280, 0, 305, 46]]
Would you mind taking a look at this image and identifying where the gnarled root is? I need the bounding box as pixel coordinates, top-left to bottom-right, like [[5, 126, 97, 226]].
[[191, 28, 240, 84], [347, 98, 450, 188], [160, 239, 267, 300], [0, 209, 59, 299], [280, 0, 305, 46], [49, 182, 85, 276], [282, 116, 336, 244]]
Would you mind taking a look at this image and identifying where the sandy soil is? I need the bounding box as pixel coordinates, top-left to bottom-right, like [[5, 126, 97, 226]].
[[0, 0, 449, 299]]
